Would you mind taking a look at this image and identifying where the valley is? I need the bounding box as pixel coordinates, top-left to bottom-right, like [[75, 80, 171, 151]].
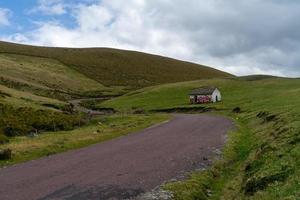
[[0, 41, 299, 200]]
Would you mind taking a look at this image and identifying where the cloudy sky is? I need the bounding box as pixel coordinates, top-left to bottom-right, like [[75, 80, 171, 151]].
[[0, 0, 299, 77]]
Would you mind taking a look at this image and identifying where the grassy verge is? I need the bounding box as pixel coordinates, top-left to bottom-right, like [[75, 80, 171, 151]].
[[0, 113, 170, 167], [100, 78, 300, 199], [166, 109, 300, 199], [164, 114, 256, 200]]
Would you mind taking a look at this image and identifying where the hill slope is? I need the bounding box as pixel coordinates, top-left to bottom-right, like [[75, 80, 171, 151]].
[[100, 78, 300, 199], [0, 41, 234, 89], [0, 53, 107, 92]]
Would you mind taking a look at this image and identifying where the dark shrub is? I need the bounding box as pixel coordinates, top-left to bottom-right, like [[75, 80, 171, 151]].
[[3, 127, 15, 137], [0, 148, 12, 160], [133, 109, 146, 114], [96, 107, 116, 114], [61, 103, 75, 114], [265, 115, 277, 122], [0, 103, 84, 137], [232, 107, 241, 113], [2, 123, 30, 137], [244, 160, 264, 177], [289, 135, 300, 145], [243, 167, 293, 195], [0, 90, 11, 98], [256, 111, 278, 123], [257, 111, 269, 118], [0, 133, 9, 144], [42, 103, 61, 110]]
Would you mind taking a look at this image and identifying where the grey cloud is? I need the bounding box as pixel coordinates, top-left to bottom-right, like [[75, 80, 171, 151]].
[[5, 0, 300, 77], [143, 0, 300, 76]]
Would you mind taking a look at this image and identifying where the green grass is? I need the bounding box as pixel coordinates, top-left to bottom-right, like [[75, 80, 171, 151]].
[[101, 78, 300, 199], [0, 84, 67, 110], [101, 77, 300, 113], [0, 41, 299, 199], [0, 113, 170, 167], [0, 53, 109, 95], [237, 75, 279, 81], [0, 41, 234, 89]]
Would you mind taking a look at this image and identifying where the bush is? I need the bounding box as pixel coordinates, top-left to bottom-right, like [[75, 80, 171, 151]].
[[243, 167, 294, 195], [232, 107, 241, 113], [0, 90, 11, 98], [133, 108, 146, 114], [0, 103, 84, 137], [0, 148, 12, 160], [0, 133, 9, 144]]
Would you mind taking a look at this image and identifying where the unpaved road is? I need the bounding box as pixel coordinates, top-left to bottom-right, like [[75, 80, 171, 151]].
[[0, 114, 233, 200], [68, 98, 108, 115]]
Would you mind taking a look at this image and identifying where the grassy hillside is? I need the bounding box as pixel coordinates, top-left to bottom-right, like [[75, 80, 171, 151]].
[[0, 53, 117, 99], [0, 40, 232, 154], [100, 78, 300, 199], [0, 84, 66, 109], [237, 75, 279, 81], [0, 53, 107, 92], [100, 77, 297, 112], [0, 82, 84, 139], [0, 41, 234, 89], [0, 52, 97, 142]]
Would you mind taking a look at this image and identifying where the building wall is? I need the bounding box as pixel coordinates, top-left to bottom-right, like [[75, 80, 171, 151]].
[[190, 95, 212, 104], [212, 89, 222, 102], [189, 88, 222, 104]]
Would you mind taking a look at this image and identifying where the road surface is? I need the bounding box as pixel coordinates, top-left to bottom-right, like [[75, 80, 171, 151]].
[[0, 114, 233, 200]]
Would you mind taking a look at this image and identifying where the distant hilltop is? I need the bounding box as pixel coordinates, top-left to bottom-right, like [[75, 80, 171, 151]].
[[0, 41, 234, 89]]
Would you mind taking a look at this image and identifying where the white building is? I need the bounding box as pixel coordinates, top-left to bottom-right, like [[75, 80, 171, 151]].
[[189, 87, 222, 104]]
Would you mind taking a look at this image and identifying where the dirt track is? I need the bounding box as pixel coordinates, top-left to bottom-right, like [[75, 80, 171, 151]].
[[68, 98, 108, 115], [0, 114, 233, 200]]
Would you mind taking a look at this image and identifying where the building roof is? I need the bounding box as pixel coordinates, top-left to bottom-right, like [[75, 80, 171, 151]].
[[189, 86, 217, 95]]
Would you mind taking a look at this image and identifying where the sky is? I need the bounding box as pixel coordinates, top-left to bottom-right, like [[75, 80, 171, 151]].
[[0, 0, 299, 77]]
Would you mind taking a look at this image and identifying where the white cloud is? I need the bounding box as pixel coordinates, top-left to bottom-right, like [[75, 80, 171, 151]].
[[0, 8, 11, 26], [76, 4, 113, 31], [7, 0, 300, 77], [29, 0, 66, 15]]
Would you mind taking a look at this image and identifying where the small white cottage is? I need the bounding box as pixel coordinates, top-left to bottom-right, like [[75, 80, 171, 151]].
[[189, 86, 221, 104]]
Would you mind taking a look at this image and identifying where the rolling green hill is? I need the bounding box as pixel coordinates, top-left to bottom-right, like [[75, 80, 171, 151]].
[[0, 41, 299, 199], [0, 84, 66, 109], [237, 74, 280, 81], [0, 53, 107, 94], [0, 41, 234, 156], [100, 77, 296, 111], [100, 78, 300, 199], [0, 41, 234, 89]]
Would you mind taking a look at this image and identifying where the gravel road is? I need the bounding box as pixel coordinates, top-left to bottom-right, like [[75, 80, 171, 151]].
[[0, 114, 234, 200]]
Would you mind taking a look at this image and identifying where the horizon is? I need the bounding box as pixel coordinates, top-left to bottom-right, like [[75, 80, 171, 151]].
[[0, 0, 299, 78]]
